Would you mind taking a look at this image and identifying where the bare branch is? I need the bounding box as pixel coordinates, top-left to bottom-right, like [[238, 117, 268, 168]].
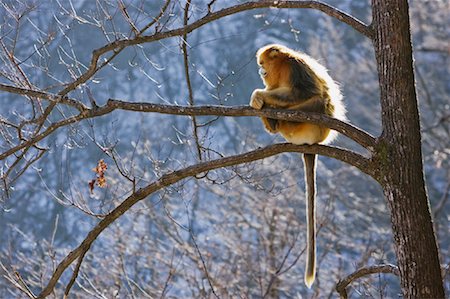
[[55, 0, 171, 97], [181, 0, 203, 160], [207, 0, 217, 13], [0, 109, 109, 161], [0, 83, 87, 111], [118, 0, 139, 36], [64, 248, 89, 298], [106, 100, 377, 149], [190, 230, 219, 298], [433, 181, 449, 218], [140, 0, 172, 34], [14, 272, 36, 299], [2, 1, 367, 173], [36, 143, 371, 298], [335, 264, 399, 299], [58, 1, 372, 96], [0, 100, 375, 162], [0, 1, 174, 182]]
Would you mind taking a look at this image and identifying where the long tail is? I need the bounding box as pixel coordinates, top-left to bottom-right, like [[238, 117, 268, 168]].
[[303, 153, 317, 288]]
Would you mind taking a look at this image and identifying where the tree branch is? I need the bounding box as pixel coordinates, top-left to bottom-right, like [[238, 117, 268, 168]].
[[106, 100, 376, 149], [1, 0, 372, 174], [0, 83, 87, 111], [0, 106, 111, 161], [0, 99, 376, 161], [335, 264, 399, 299], [36, 143, 371, 298], [181, 0, 203, 161], [1, 0, 372, 166], [64, 246, 89, 298], [56, 1, 372, 95]]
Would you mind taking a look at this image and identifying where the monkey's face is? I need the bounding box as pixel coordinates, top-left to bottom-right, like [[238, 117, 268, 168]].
[[258, 66, 267, 78], [257, 46, 284, 88]]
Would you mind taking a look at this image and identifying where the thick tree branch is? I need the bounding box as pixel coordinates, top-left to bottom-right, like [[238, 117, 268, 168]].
[[37, 143, 371, 298], [1, 1, 372, 185], [106, 100, 376, 149], [58, 1, 372, 95], [1, 0, 372, 169], [335, 264, 399, 299], [0, 100, 375, 161], [0, 101, 375, 163]]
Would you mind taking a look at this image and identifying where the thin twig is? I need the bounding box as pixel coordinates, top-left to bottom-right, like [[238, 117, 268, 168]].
[[181, 1, 203, 161], [140, 0, 172, 34], [207, 0, 217, 13], [14, 272, 36, 299], [262, 232, 301, 298], [0, 83, 86, 111], [118, 0, 139, 36], [190, 230, 219, 298], [433, 180, 449, 218], [159, 249, 180, 299]]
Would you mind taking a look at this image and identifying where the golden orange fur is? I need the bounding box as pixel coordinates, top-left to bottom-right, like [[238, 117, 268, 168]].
[[250, 44, 345, 144], [250, 44, 346, 288]]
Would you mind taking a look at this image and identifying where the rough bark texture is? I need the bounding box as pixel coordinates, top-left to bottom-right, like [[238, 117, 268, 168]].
[[372, 0, 445, 297]]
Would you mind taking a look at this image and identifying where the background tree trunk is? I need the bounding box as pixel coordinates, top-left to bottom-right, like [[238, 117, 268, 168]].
[[372, 0, 445, 297]]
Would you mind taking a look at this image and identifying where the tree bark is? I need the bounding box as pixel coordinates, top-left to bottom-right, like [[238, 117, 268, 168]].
[[372, 0, 445, 297]]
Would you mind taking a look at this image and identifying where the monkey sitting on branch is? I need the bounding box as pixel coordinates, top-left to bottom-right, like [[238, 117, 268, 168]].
[[250, 44, 346, 288]]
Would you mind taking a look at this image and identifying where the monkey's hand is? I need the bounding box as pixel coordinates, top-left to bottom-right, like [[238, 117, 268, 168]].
[[250, 89, 265, 110]]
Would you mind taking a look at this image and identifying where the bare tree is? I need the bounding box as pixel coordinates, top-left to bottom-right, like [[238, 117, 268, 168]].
[[0, 0, 446, 298]]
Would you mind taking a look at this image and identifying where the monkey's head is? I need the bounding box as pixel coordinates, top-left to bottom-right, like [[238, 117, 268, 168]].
[[256, 44, 291, 88]]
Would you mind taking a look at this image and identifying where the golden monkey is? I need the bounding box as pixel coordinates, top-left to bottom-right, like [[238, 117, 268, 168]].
[[250, 44, 345, 288]]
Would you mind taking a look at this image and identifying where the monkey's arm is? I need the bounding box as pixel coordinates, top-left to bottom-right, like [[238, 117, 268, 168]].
[[250, 89, 286, 133], [250, 88, 294, 109], [250, 88, 328, 113]]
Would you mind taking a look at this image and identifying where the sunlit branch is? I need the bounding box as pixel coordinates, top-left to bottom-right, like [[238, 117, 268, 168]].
[[106, 100, 376, 149], [59, 1, 372, 96], [36, 142, 371, 298], [0, 0, 374, 176], [0, 100, 375, 162]]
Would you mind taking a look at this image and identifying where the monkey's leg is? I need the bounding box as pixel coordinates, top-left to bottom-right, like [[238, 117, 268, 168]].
[[261, 117, 278, 133], [303, 153, 317, 288], [278, 122, 329, 145]]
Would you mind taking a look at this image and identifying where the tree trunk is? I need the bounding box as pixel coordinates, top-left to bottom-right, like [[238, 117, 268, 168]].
[[371, 0, 445, 297]]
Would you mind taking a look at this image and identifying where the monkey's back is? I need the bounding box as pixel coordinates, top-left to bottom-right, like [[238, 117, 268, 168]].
[[283, 50, 346, 144]]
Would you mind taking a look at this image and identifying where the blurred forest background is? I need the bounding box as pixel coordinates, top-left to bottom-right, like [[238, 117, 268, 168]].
[[0, 0, 448, 298]]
